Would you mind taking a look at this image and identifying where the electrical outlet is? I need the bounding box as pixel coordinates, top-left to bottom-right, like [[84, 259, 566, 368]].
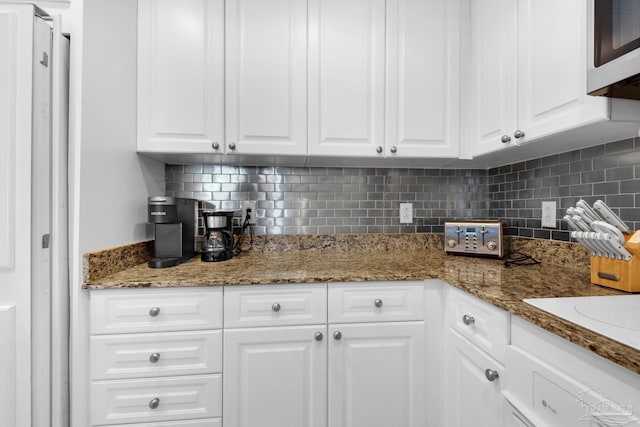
[[541, 201, 556, 228], [242, 200, 257, 225], [400, 203, 413, 224]]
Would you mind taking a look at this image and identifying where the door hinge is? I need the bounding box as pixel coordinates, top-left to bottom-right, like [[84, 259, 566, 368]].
[[39, 52, 48, 67], [42, 234, 50, 249]]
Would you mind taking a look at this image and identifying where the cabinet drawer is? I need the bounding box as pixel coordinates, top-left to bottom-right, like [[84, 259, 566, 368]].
[[100, 419, 221, 427], [224, 284, 327, 328], [91, 374, 222, 426], [90, 287, 223, 334], [447, 287, 510, 363], [328, 282, 424, 323], [91, 330, 222, 380]]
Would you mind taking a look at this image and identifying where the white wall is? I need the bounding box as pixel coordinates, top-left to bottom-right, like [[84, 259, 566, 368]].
[[78, 0, 164, 253], [69, 0, 165, 425]]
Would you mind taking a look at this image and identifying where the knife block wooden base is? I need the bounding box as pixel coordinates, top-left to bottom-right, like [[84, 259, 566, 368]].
[[590, 230, 640, 292]]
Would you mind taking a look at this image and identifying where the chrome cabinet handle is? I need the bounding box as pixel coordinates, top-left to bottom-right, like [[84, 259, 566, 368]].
[[272, 303, 281, 312], [374, 299, 383, 308], [501, 135, 511, 143], [149, 398, 160, 409], [149, 353, 160, 363], [314, 332, 323, 341], [211, 141, 219, 150], [149, 307, 160, 317], [390, 146, 397, 154], [333, 330, 342, 340], [376, 146, 383, 154], [513, 130, 525, 139], [228, 142, 236, 150], [485, 369, 499, 382], [462, 314, 475, 325]]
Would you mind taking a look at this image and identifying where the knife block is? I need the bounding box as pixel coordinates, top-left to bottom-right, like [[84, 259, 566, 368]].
[[590, 230, 640, 292]]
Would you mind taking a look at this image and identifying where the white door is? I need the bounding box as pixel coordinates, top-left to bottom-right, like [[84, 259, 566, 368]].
[[308, 0, 386, 159], [444, 329, 504, 427], [468, 0, 518, 157], [137, 0, 224, 153], [0, 5, 36, 427], [516, 0, 608, 142], [386, 0, 460, 159], [224, 325, 328, 427], [328, 322, 425, 427], [225, 0, 307, 156]]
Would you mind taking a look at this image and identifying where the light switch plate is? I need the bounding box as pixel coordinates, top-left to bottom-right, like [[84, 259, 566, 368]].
[[542, 201, 556, 228], [400, 203, 413, 224]]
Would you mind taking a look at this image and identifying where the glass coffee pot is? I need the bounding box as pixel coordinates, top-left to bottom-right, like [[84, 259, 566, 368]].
[[201, 211, 235, 262]]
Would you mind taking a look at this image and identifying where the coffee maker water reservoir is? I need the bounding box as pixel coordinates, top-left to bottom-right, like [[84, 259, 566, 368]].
[[147, 196, 198, 268]]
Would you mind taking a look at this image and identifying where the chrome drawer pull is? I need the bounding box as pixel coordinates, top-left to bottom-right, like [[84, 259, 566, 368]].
[[149, 307, 160, 317], [149, 398, 160, 409], [374, 299, 383, 308], [462, 314, 475, 325], [314, 332, 323, 341], [149, 353, 160, 363], [333, 330, 342, 340], [485, 369, 499, 382], [272, 303, 281, 312]]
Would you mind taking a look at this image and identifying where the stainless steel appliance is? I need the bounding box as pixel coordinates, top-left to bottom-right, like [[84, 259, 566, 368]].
[[444, 221, 504, 258], [147, 196, 198, 268], [588, 0, 640, 99], [201, 211, 235, 262]]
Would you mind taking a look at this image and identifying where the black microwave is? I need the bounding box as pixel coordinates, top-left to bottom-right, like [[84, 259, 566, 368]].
[[587, 0, 640, 100]]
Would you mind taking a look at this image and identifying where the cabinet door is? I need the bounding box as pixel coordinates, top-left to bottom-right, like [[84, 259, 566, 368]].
[[386, 0, 460, 159], [224, 325, 328, 427], [328, 322, 425, 427], [137, 0, 224, 153], [517, 0, 607, 142], [444, 328, 504, 427], [468, 0, 518, 157], [225, 0, 307, 156], [308, 0, 386, 158]]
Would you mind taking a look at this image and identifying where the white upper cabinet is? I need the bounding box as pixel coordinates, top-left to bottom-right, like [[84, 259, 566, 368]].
[[308, 0, 461, 162], [307, 0, 386, 159], [467, 0, 639, 159], [467, 0, 518, 158], [138, 0, 307, 159], [386, 0, 460, 159], [516, 0, 606, 143], [137, 0, 224, 154], [225, 0, 307, 156]]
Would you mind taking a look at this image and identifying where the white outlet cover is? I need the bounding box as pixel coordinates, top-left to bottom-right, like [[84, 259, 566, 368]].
[[400, 203, 413, 224], [542, 201, 556, 228]]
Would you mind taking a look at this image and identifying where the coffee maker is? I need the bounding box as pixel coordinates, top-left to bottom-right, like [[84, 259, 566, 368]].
[[147, 196, 198, 268], [201, 211, 235, 262]]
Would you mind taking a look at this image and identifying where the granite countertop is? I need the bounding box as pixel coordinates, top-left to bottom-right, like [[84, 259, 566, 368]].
[[83, 234, 639, 375]]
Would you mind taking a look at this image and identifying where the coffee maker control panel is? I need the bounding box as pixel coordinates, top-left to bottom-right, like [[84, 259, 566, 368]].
[[444, 221, 503, 258]]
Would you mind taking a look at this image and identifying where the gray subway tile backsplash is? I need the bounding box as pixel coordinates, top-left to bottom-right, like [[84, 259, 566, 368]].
[[165, 137, 640, 241]]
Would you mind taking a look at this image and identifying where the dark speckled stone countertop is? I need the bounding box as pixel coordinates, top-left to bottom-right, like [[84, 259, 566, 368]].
[[83, 234, 639, 375]]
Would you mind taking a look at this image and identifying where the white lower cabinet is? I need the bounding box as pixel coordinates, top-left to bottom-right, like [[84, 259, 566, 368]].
[[328, 322, 425, 427], [89, 280, 640, 427], [444, 287, 509, 427], [445, 329, 504, 427], [222, 282, 426, 427], [91, 374, 222, 426], [223, 325, 328, 427], [89, 288, 223, 427]]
